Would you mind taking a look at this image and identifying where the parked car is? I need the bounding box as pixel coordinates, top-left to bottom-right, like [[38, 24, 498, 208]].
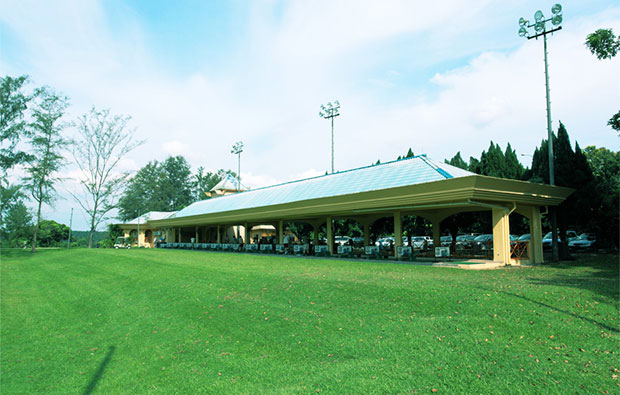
[[542, 232, 563, 250], [456, 234, 476, 248], [473, 234, 493, 251], [440, 235, 453, 247], [411, 236, 433, 249], [375, 237, 394, 249], [568, 233, 596, 251], [518, 234, 530, 241]]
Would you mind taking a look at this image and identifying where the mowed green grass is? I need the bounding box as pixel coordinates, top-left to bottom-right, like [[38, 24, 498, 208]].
[[1, 249, 618, 394]]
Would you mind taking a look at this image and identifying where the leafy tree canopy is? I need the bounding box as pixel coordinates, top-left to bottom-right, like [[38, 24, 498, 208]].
[[585, 28, 620, 60]]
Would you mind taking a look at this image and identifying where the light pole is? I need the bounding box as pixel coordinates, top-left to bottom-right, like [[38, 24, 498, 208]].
[[519, 3, 563, 261], [231, 141, 244, 242], [319, 100, 340, 173]]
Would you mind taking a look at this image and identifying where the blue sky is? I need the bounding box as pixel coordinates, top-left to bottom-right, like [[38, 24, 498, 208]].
[[1, 0, 619, 231]]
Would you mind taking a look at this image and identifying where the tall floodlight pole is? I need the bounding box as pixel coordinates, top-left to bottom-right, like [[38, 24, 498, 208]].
[[231, 141, 244, 242], [519, 3, 563, 261], [319, 100, 341, 173], [66, 208, 73, 249]]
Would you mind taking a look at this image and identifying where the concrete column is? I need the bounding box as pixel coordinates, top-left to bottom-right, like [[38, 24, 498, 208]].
[[529, 206, 544, 264], [326, 216, 333, 255], [313, 224, 319, 246], [216, 226, 221, 243], [492, 208, 511, 264], [394, 211, 402, 257], [244, 223, 250, 244], [195, 226, 199, 243], [177, 228, 182, 243], [278, 220, 284, 244], [363, 222, 370, 246]]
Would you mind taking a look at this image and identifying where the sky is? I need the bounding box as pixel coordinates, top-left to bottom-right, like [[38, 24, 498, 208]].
[[1, 0, 619, 231]]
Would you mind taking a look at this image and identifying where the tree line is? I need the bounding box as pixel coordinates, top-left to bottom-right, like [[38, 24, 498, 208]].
[[0, 75, 142, 250], [0, 75, 237, 250]]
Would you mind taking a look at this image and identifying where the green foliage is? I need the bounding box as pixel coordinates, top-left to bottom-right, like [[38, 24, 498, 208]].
[[100, 224, 123, 248], [0, 75, 32, 173], [192, 167, 235, 201], [468, 141, 524, 179], [23, 87, 70, 251], [1, 249, 617, 393], [35, 220, 70, 247], [585, 28, 620, 60], [583, 146, 620, 248], [445, 152, 468, 170], [0, 198, 32, 247], [118, 156, 232, 221], [607, 110, 619, 133]]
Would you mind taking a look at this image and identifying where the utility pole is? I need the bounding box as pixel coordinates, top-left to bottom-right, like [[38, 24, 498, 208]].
[[319, 100, 341, 173], [67, 208, 73, 249], [519, 3, 563, 261]]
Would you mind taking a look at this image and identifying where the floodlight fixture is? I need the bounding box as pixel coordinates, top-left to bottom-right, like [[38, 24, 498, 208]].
[[519, 17, 527, 27], [552, 15, 562, 26], [319, 99, 341, 173], [519, 27, 527, 37], [551, 3, 562, 14], [535, 10, 544, 21]]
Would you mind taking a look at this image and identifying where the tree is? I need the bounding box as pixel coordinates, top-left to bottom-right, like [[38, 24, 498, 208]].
[[192, 167, 235, 201], [583, 146, 619, 248], [0, 75, 32, 229], [23, 87, 69, 252], [0, 198, 32, 247], [585, 28, 620, 134], [36, 220, 70, 247], [72, 107, 142, 248], [585, 28, 620, 60], [0, 75, 31, 173], [445, 152, 468, 170]]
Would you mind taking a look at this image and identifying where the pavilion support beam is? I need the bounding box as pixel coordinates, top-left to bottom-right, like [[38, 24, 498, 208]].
[[278, 220, 284, 244], [195, 226, 199, 243], [326, 216, 333, 255], [394, 211, 402, 257], [244, 223, 250, 244], [432, 220, 441, 256], [529, 206, 544, 264], [492, 208, 511, 265], [216, 226, 221, 244], [362, 221, 370, 247]]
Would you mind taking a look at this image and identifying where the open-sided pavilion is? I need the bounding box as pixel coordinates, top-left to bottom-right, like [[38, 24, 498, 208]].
[[141, 155, 572, 265]]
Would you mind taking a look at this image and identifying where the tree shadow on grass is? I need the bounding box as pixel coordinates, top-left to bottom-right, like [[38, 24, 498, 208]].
[[531, 253, 619, 302], [82, 346, 116, 395]]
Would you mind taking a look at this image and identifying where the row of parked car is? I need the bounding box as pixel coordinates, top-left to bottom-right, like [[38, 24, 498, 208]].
[[343, 231, 597, 251]]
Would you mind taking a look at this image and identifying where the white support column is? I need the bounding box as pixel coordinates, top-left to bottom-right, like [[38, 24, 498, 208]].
[[195, 226, 199, 243], [492, 208, 511, 264], [216, 226, 221, 244], [244, 223, 250, 244], [326, 216, 333, 255]]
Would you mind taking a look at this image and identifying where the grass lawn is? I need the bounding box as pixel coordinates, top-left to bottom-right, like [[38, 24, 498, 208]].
[[1, 249, 618, 393]]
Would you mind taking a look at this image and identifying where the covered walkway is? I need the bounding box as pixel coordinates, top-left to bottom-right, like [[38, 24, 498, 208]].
[[137, 155, 572, 265]]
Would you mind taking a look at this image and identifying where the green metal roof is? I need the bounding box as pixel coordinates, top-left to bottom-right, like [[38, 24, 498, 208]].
[[170, 155, 474, 219]]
